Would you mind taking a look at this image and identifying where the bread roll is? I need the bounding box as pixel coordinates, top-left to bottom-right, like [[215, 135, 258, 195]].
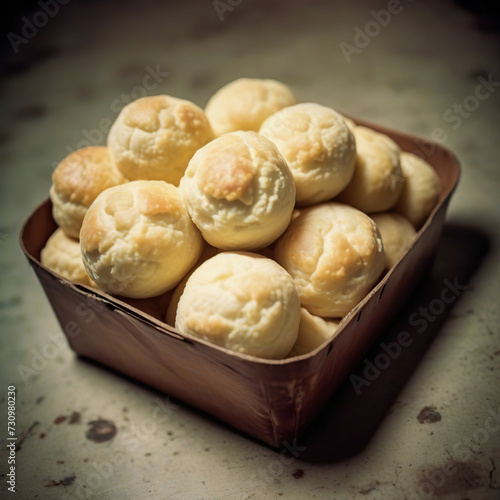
[[394, 152, 441, 228], [275, 202, 385, 317], [175, 252, 300, 359], [80, 180, 204, 298], [165, 244, 219, 327], [287, 308, 341, 357], [50, 146, 127, 238], [370, 213, 417, 269], [259, 103, 356, 205], [41, 228, 96, 288], [180, 130, 296, 250], [107, 95, 213, 185], [205, 78, 296, 137], [337, 126, 404, 213]]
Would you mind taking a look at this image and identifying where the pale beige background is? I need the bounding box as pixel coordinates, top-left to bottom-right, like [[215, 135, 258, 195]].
[[1, 0, 499, 498]]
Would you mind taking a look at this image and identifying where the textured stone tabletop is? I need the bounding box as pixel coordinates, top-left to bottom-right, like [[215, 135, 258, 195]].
[[1, 0, 499, 498]]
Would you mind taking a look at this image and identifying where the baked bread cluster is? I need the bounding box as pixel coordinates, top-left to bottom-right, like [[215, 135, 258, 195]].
[[41, 78, 441, 359]]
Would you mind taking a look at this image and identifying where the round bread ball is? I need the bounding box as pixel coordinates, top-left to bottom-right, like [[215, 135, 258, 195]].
[[165, 244, 219, 327], [80, 180, 204, 298], [107, 95, 214, 185], [337, 126, 404, 213], [370, 212, 417, 269], [180, 130, 296, 250], [275, 202, 385, 317], [287, 308, 341, 357], [175, 252, 300, 359], [259, 103, 356, 206], [41, 228, 96, 288], [205, 78, 296, 137], [50, 146, 127, 239], [165, 243, 279, 327], [394, 152, 441, 228]]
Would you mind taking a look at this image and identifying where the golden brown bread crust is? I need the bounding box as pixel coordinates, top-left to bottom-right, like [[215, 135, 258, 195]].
[[52, 146, 125, 206], [196, 135, 255, 201], [80, 180, 204, 298], [180, 131, 296, 250], [260, 103, 356, 205], [205, 78, 296, 136], [124, 95, 166, 131], [135, 181, 183, 216], [50, 146, 127, 238], [337, 126, 404, 213], [107, 95, 214, 185], [275, 202, 385, 317]]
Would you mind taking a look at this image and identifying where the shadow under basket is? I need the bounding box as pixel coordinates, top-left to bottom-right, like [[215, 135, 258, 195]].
[[20, 120, 460, 448]]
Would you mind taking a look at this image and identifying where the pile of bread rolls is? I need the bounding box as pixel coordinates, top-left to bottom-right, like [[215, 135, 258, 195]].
[[41, 78, 441, 360]]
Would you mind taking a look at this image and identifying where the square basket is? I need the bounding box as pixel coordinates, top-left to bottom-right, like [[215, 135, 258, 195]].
[[20, 119, 460, 448]]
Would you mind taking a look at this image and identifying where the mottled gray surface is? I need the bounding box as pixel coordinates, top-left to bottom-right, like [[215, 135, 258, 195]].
[[1, 0, 500, 498]]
